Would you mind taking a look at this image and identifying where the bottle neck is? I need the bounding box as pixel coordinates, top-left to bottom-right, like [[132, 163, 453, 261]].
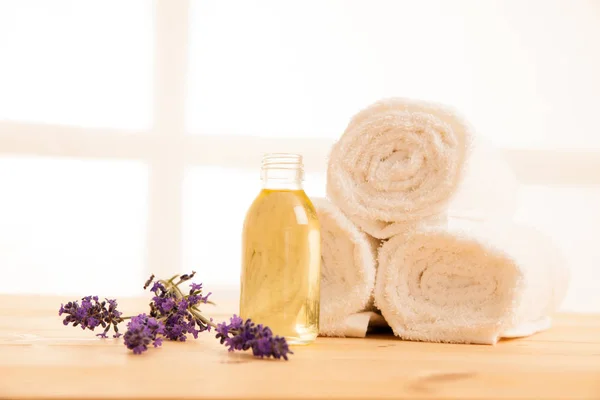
[[261, 153, 304, 190]]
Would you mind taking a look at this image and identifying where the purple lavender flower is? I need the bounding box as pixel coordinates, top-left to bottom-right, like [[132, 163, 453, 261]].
[[187, 292, 211, 306], [190, 282, 203, 292], [154, 297, 175, 313], [87, 317, 100, 329], [123, 314, 165, 355], [216, 315, 243, 339], [216, 315, 293, 360], [150, 281, 165, 294], [160, 298, 203, 341], [143, 274, 155, 290], [146, 275, 212, 341], [178, 271, 196, 282], [59, 296, 123, 338]]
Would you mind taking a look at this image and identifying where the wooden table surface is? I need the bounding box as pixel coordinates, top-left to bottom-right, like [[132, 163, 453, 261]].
[[0, 295, 599, 400]]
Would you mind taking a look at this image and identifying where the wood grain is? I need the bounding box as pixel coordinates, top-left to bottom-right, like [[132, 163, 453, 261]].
[[0, 295, 599, 400]]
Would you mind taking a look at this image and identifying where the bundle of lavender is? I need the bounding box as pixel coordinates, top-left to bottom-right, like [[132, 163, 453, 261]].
[[58, 272, 292, 360]]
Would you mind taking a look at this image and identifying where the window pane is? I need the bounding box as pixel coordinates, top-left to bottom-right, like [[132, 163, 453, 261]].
[[0, 1, 153, 130], [514, 185, 600, 313], [0, 157, 148, 296], [187, 0, 600, 149], [304, 172, 326, 199], [182, 167, 325, 287]]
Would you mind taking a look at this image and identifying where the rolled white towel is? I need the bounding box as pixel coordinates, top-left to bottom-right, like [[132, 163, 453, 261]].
[[374, 220, 569, 344], [327, 98, 472, 239], [313, 198, 379, 337]]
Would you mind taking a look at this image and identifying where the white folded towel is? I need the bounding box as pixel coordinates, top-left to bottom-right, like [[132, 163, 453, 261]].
[[327, 98, 472, 239], [374, 219, 569, 344], [313, 198, 379, 337]]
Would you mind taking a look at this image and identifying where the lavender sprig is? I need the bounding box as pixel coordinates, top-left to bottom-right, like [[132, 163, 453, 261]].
[[146, 274, 213, 340], [216, 315, 293, 360], [123, 314, 165, 354], [59, 296, 124, 338], [58, 272, 293, 360]]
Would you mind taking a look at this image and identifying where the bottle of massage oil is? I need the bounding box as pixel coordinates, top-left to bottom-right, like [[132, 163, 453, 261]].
[[240, 153, 321, 344]]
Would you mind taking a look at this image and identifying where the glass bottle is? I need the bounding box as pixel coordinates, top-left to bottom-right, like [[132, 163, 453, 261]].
[[240, 153, 321, 344]]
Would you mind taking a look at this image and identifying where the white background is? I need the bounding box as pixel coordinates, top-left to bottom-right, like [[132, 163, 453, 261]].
[[0, 0, 599, 311]]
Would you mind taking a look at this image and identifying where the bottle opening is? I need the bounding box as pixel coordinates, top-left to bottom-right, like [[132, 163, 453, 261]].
[[261, 153, 303, 169], [261, 153, 304, 188]]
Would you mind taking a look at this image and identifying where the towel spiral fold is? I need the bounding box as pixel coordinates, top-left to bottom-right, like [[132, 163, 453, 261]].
[[374, 222, 569, 344], [327, 98, 471, 239]]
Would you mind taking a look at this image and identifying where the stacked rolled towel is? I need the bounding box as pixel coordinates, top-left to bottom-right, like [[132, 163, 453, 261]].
[[374, 220, 569, 344], [313, 198, 382, 337], [327, 97, 517, 238], [327, 98, 471, 239], [319, 97, 567, 342]]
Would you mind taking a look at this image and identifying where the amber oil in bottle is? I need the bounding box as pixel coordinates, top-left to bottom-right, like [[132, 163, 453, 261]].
[[240, 153, 320, 344]]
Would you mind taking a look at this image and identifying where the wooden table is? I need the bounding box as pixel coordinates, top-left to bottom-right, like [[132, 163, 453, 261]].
[[1, 295, 599, 399]]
